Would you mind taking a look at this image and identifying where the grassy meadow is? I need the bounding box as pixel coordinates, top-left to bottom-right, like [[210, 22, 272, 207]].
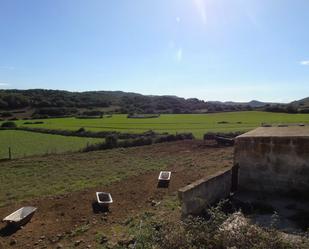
[[0, 130, 102, 159], [6, 111, 309, 138], [0, 111, 308, 159]]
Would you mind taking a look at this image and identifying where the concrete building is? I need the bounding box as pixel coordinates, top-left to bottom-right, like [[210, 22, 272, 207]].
[[234, 126, 309, 194]]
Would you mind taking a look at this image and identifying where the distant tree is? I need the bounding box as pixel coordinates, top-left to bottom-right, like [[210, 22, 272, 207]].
[[1, 111, 13, 117], [105, 135, 118, 148], [286, 105, 298, 113]]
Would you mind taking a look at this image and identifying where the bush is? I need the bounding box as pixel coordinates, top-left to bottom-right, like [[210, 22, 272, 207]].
[[76, 127, 86, 133], [132, 202, 309, 249], [1, 121, 17, 128], [31, 114, 49, 119], [1, 111, 12, 117], [105, 135, 118, 148], [82, 110, 103, 116], [23, 121, 44, 125], [33, 107, 78, 117], [204, 131, 244, 140], [82, 132, 194, 152]]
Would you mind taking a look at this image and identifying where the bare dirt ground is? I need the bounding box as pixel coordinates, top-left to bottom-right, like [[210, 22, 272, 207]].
[[0, 141, 233, 248]]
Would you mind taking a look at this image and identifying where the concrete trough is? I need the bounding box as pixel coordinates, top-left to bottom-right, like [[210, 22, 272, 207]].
[[3, 206, 37, 227], [158, 171, 171, 188], [96, 192, 113, 209]]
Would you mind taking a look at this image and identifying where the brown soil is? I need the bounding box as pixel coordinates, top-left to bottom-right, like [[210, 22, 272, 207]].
[[0, 141, 233, 248]]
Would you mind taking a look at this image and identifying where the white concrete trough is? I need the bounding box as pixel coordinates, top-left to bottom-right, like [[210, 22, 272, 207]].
[[96, 192, 113, 208], [3, 206, 37, 227], [158, 171, 171, 188]]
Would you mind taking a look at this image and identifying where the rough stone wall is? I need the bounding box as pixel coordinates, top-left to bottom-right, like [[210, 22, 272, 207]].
[[235, 136, 309, 194], [178, 168, 232, 216]]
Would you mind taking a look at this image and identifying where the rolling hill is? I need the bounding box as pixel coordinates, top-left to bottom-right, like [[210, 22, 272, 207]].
[[0, 89, 252, 116]]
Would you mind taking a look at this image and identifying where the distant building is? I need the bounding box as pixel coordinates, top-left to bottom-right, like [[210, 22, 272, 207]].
[[234, 126, 309, 194]]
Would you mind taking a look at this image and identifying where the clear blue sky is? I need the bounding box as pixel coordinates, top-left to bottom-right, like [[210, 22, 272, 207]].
[[0, 0, 308, 102]]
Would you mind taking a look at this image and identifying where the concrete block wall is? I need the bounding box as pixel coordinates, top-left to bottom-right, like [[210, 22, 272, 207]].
[[235, 136, 309, 194], [178, 168, 232, 216]]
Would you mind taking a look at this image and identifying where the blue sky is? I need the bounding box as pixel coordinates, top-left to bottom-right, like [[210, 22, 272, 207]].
[[0, 0, 309, 102]]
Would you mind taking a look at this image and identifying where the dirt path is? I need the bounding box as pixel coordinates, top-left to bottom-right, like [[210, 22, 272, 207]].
[[0, 142, 233, 248]]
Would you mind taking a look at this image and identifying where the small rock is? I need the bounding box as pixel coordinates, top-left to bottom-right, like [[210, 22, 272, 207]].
[[118, 235, 136, 246], [9, 239, 17, 245], [40, 235, 46, 240], [101, 216, 108, 222], [74, 240, 83, 246], [106, 241, 118, 249], [151, 200, 161, 207], [56, 243, 63, 248], [56, 233, 63, 239], [99, 235, 108, 244]]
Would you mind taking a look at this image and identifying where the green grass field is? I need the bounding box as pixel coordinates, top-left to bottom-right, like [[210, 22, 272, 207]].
[[0, 130, 103, 159], [7, 111, 309, 138], [0, 146, 177, 206]]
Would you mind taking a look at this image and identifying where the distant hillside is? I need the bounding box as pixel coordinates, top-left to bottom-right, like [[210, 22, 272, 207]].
[[263, 97, 309, 114], [224, 100, 276, 108], [290, 97, 309, 109], [0, 89, 253, 117]]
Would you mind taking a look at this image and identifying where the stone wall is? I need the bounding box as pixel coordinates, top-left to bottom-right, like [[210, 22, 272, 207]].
[[235, 135, 309, 194], [178, 168, 232, 216]]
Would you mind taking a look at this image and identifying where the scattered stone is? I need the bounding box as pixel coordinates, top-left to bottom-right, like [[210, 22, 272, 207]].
[[74, 240, 83, 246], [118, 235, 135, 247], [151, 200, 161, 207], [50, 238, 57, 243], [101, 216, 108, 222], [9, 239, 17, 245], [106, 241, 118, 249], [57, 233, 63, 239], [99, 235, 108, 244], [56, 243, 63, 248], [40, 235, 46, 240]]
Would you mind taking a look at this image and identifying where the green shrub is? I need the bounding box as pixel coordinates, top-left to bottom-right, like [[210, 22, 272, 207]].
[[132, 202, 309, 249], [76, 127, 86, 133], [1, 121, 17, 128], [105, 135, 118, 148], [0, 111, 12, 117]]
